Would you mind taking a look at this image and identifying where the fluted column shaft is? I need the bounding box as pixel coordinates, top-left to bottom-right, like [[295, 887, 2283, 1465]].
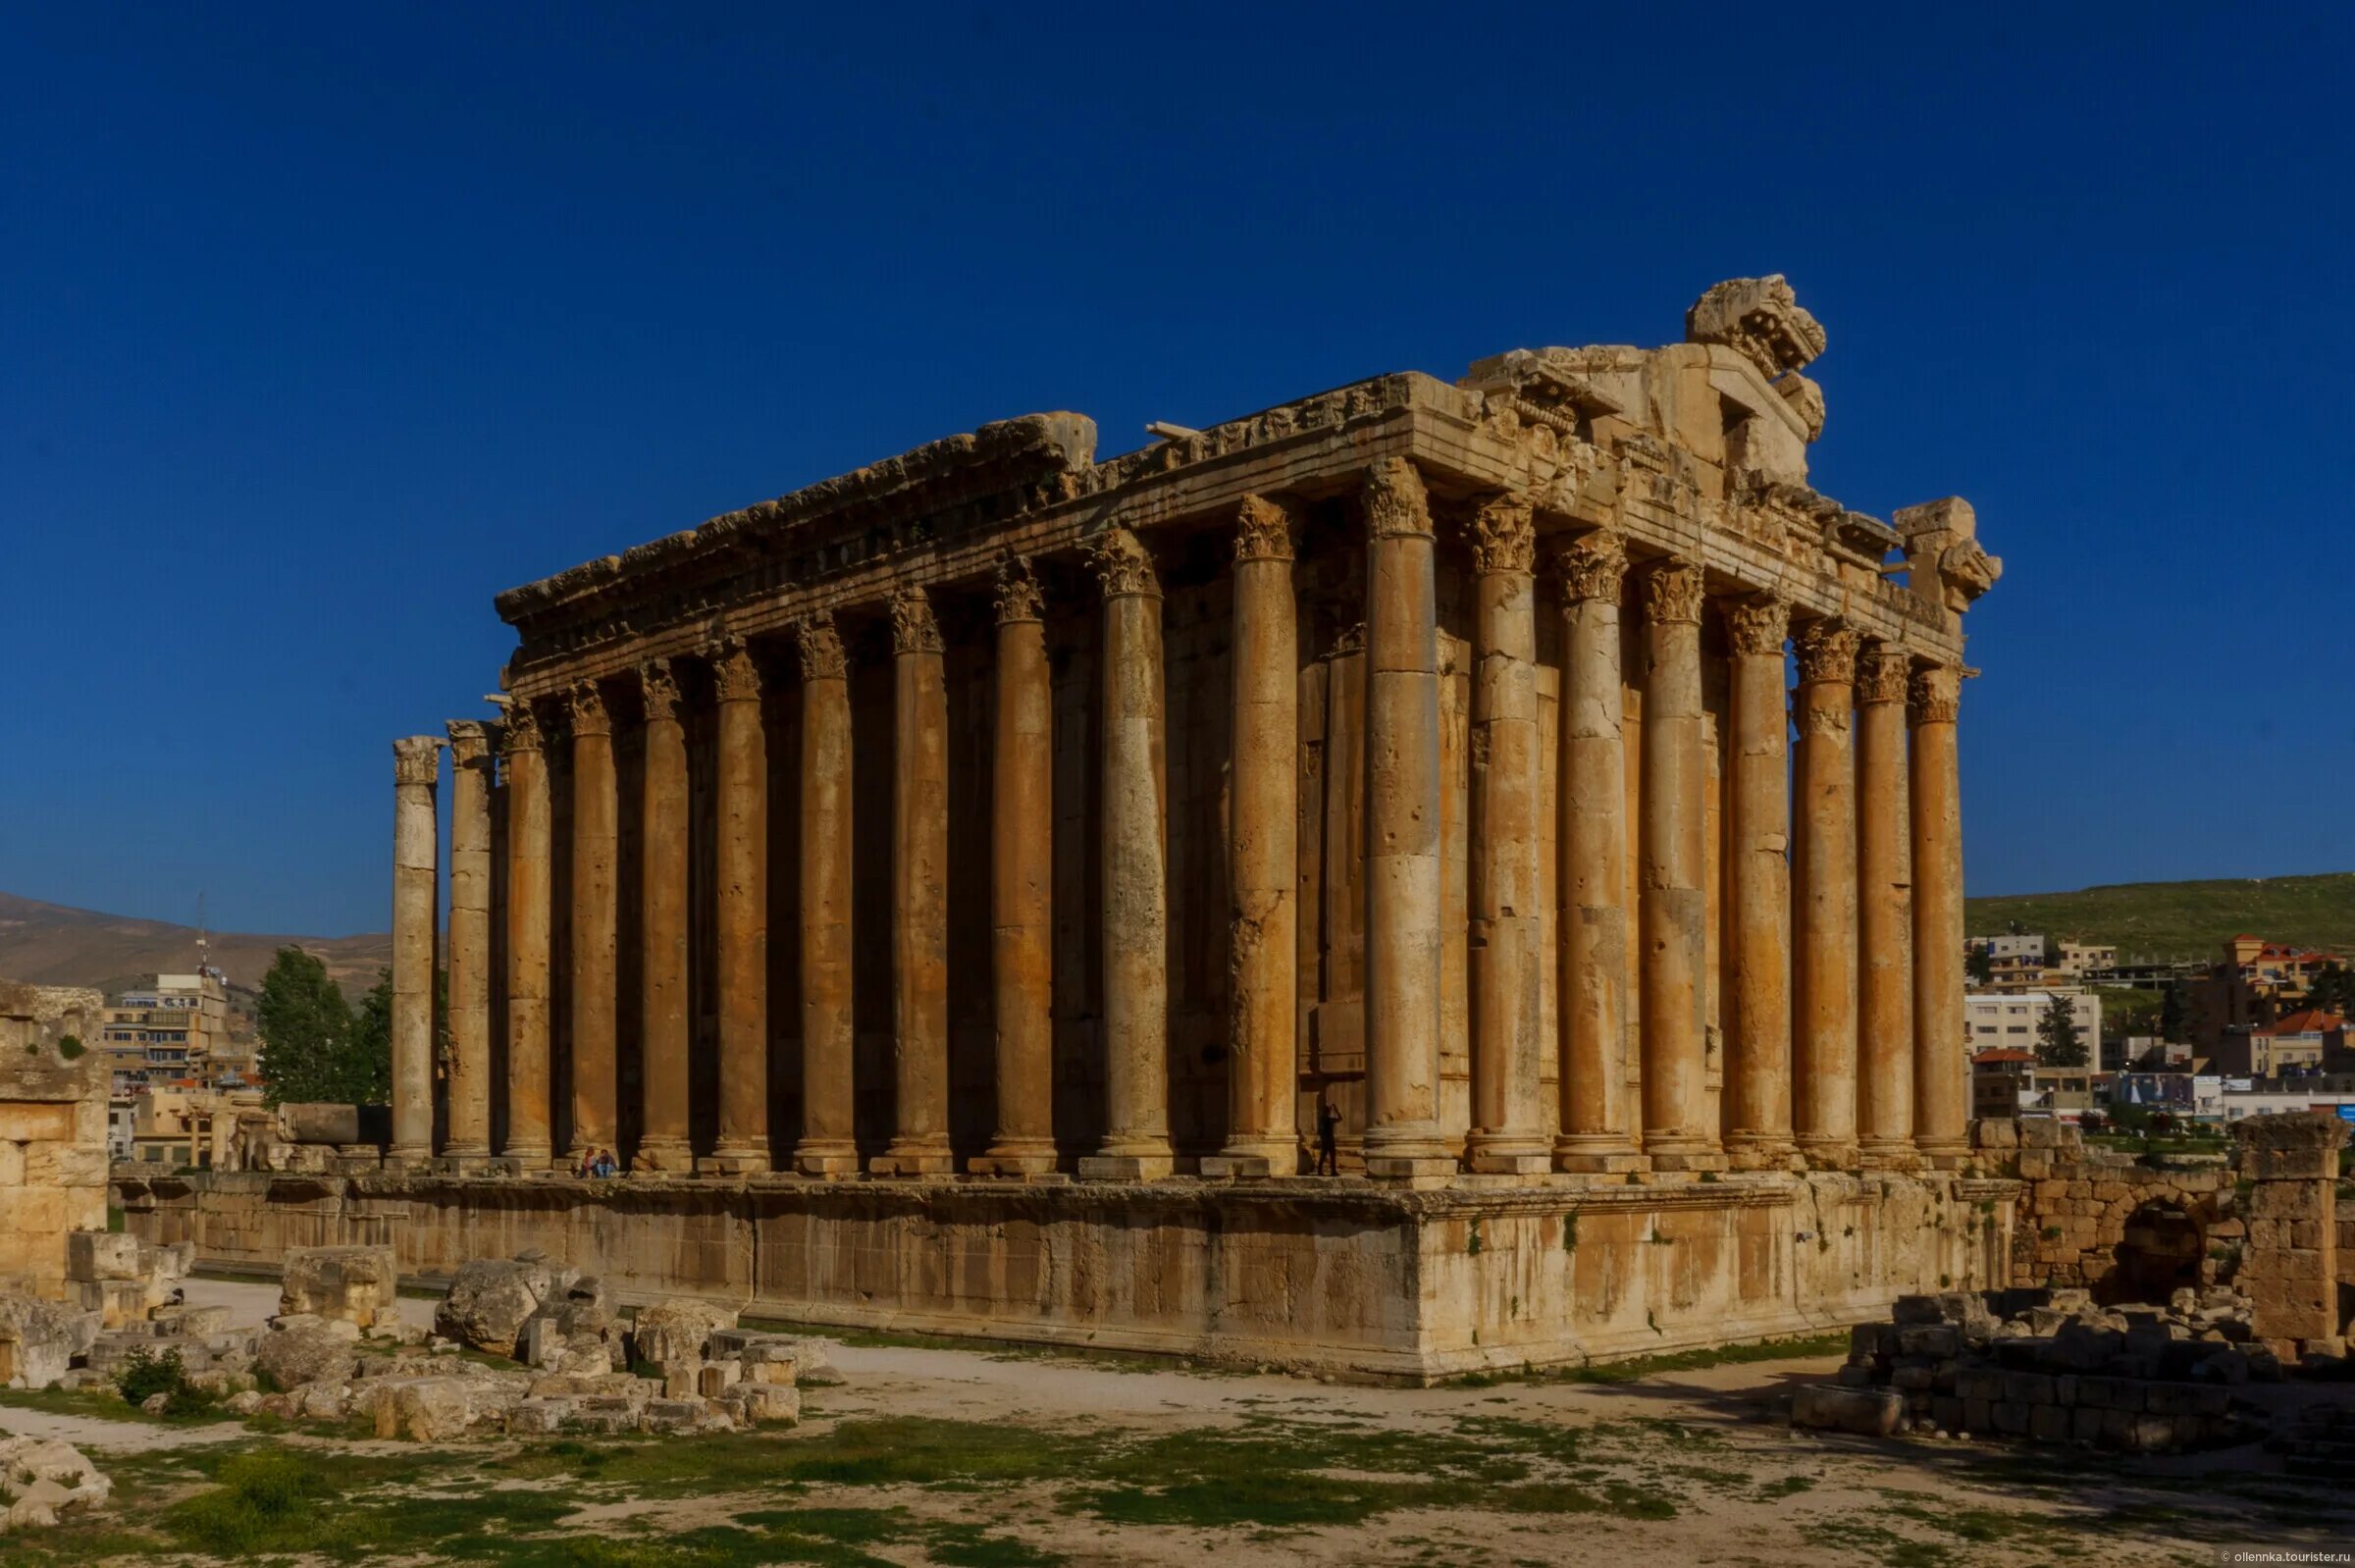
[[971, 564, 1058, 1176], [1793, 618, 1860, 1167], [1637, 559, 1719, 1170], [1856, 643, 1917, 1166], [1080, 528, 1174, 1180], [1910, 664, 1969, 1165], [1466, 496, 1548, 1174], [390, 736, 443, 1160], [704, 643, 770, 1175], [564, 683, 618, 1164], [635, 661, 693, 1172], [878, 589, 954, 1176], [1360, 459, 1449, 1178], [444, 721, 496, 1162], [1212, 499, 1300, 1176], [1554, 536, 1643, 1172], [1722, 597, 1795, 1167], [792, 619, 861, 1176], [502, 707, 553, 1164]]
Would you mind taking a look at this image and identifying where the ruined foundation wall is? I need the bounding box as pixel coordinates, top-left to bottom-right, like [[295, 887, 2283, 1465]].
[[117, 1170, 2013, 1380]]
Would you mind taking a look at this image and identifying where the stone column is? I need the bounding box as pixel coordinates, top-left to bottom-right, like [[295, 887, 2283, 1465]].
[[1208, 498, 1300, 1177], [1360, 458, 1451, 1179], [1855, 641, 1917, 1168], [635, 659, 694, 1173], [703, 640, 770, 1176], [444, 720, 497, 1165], [1721, 596, 1795, 1169], [390, 735, 444, 1162], [563, 681, 619, 1167], [1079, 527, 1174, 1180], [1464, 495, 1548, 1174], [1909, 662, 1969, 1167], [792, 617, 861, 1176], [1793, 617, 1860, 1169], [1552, 535, 1643, 1174], [876, 587, 955, 1176], [1637, 558, 1720, 1171], [2233, 1112, 2343, 1356], [975, 561, 1058, 1176], [502, 705, 553, 1164]]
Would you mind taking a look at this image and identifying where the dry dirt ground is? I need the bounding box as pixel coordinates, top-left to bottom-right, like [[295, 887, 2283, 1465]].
[[1, 1277, 2347, 1568]]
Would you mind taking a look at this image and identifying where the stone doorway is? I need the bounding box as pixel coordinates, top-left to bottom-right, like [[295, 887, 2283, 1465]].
[[2101, 1201, 2205, 1305]]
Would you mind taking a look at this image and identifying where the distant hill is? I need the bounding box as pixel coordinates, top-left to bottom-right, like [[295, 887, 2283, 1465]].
[[1965, 873, 2355, 965], [0, 891, 389, 1001]]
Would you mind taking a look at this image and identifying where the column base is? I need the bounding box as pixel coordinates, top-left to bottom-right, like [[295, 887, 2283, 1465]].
[[792, 1140, 864, 1178], [1076, 1150, 1174, 1181], [1794, 1135, 1859, 1172], [501, 1141, 552, 1168], [1722, 1134, 1802, 1173], [631, 1137, 695, 1176], [870, 1141, 957, 1177], [1642, 1137, 1728, 1174], [968, 1139, 1060, 1177], [1201, 1137, 1299, 1178], [698, 1145, 771, 1177], [1466, 1131, 1553, 1176], [1915, 1136, 1972, 1171], [382, 1146, 433, 1173], [1552, 1136, 1647, 1175], [1857, 1138, 1924, 1172]]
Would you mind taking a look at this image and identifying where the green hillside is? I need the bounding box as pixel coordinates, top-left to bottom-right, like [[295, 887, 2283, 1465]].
[[1964, 873, 2355, 965]]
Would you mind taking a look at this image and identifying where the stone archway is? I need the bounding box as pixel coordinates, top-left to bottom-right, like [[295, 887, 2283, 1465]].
[[2101, 1201, 2206, 1306]]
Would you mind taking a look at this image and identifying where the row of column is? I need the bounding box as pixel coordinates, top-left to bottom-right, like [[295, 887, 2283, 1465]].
[[389, 458, 1971, 1176]]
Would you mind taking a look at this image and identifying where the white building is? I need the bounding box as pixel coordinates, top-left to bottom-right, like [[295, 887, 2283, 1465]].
[[1965, 987, 2101, 1057], [1967, 934, 2047, 963], [2057, 941, 2119, 976]]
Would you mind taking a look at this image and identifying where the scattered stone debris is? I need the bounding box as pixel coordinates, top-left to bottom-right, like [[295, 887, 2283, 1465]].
[[1803, 1285, 2272, 1453], [435, 1250, 578, 1357], [65, 1233, 190, 1329], [279, 1245, 402, 1332], [0, 1437, 109, 1531], [0, 1295, 99, 1388]]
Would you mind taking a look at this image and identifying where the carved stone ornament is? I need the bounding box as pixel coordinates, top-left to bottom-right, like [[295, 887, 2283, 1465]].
[[1639, 558, 1705, 626], [994, 555, 1046, 623], [1855, 642, 1910, 706], [711, 641, 763, 703], [1909, 663, 1962, 725], [1937, 539, 2003, 611], [1684, 274, 1827, 379], [795, 614, 848, 681], [499, 701, 544, 755], [392, 735, 444, 787], [567, 680, 611, 737], [1090, 527, 1161, 600], [888, 586, 944, 655], [640, 658, 682, 722], [1233, 495, 1299, 564], [1551, 532, 1627, 604], [445, 719, 494, 764], [1721, 595, 1789, 656], [1466, 495, 1536, 576], [1793, 617, 1860, 685], [1363, 456, 1433, 540]]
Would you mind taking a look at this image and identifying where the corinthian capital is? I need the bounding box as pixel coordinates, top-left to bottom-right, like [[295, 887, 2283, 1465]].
[[445, 719, 495, 766], [1855, 641, 1910, 705], [1793, 617, 1860, 684], [1363, 457, 1433, 540], [794, 613, 848, 680], [499, 700, 544, 756], [1550, 532, 1627, 604], [1639, 558, 1705, 626], [889, 586, 944, 655], [1722, 594, 1789, 656], [1233, 496, 1299, 564], [565, 680, 611, 738], [710, 641, 762, 703], [392, 735, 444, 787], [1908, 663, 1962, 725], [640, 658, 682, 723], [1090, 527, 1161, 600], [993, 556, 1046, 623], [1467, 495, 1536, 576]]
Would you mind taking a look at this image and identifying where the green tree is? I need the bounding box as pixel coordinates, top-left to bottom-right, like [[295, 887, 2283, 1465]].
[[2036, 997, 2088, 1068], [2308, 962, 2354, 1017], [2160, 980, 2191, 1043], [1965, 945, 1994, 986], [254, 947, 387, 1106]]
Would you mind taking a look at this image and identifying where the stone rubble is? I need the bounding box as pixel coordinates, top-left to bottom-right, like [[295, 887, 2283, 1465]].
[[0, 1437, 110, 1531], [279, 1245, 402, 1332], [1804, 1284, 2272, 1453], [65, 1232, 191, 1328]]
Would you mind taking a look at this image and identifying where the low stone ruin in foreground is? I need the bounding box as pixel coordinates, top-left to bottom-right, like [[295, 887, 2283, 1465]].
[[1797, 1284, 2271, 1453]]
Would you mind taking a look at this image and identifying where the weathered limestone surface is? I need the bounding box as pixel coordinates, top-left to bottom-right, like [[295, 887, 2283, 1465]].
[[636, 660, 693, 1172], [1908, 664, 1968, 1165], [1792, 619, 1858, 1168], [444, 721, 497, 1163], [564, 683, 619, 1162], [501, 708, 553, 1165], [877, 588, 953, 1176], [280, 1244, 401, 1330], [390, 736, 442, 1160], [0, 1020, 108, 1295], [1854, 643, 1915, 1166], [1722, 596, 1793, 1168], [2233, 1112, 2341, 1353], [706, 643, 769, 1176], [1637, 560, 1718, 1171], [792, 621, 860, 1176]]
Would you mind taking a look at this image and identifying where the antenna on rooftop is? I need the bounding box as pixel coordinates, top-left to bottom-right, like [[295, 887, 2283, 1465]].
[[195, 891, 215, 979]]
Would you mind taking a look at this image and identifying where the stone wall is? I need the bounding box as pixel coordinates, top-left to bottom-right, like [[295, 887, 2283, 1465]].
[[0, 1030, 109, 1296], [2232, 1111, 2341, 1357], [115, 1169, 2013, 1381], [1990, 1120, 2229, 1299]]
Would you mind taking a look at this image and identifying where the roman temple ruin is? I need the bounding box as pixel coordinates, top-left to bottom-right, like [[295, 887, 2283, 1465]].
[[125, 278, 2022, 1379]]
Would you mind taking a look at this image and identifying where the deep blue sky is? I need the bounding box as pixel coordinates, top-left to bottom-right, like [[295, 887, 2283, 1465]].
[[5, 4, 2350, 939]]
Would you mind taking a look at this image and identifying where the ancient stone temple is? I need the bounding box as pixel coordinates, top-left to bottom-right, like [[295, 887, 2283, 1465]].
[[127, 279, 2019, 1379]]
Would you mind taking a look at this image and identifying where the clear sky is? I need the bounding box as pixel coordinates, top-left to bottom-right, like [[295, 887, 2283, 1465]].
[[5, 3, 2350, 939]]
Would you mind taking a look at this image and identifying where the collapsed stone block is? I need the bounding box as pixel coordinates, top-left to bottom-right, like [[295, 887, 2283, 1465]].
[[0, 1296, 100, 1389], [64, 1233, 141, 1284], [629, 1298, 739, 1371], [1793, 1385, 1903, 1436], [255, 1319, 361, 1390], [435, 1253, 580, 1358], [280, 1245, 401, 1331], [0, 1437, 110, 1532]]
